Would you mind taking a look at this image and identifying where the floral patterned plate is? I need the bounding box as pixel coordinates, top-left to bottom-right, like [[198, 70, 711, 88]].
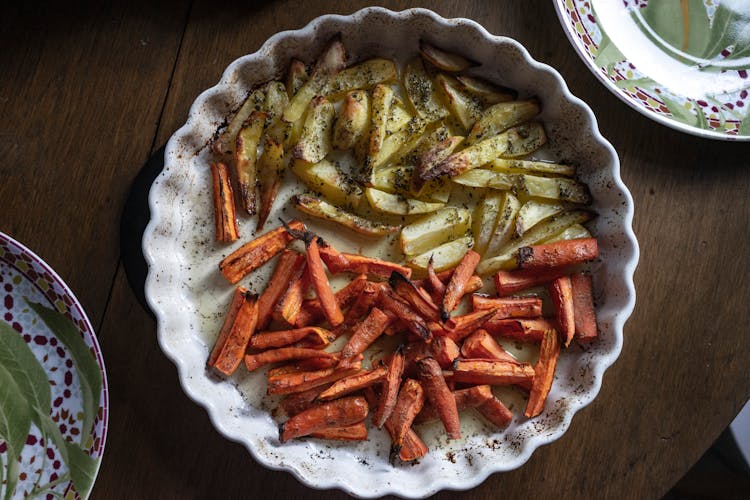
[[554, 0, 750, 140], [0, 232, 108, 499]]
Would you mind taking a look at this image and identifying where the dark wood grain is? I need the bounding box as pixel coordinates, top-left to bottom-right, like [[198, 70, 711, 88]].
[[2, 0, 749, 498]]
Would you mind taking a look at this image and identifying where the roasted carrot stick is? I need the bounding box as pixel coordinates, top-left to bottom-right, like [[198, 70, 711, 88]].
[[280, 396, 368, 442], [460, 329, 517, 362], [257, 249, 306, 329], [320, 249, 413, 279], [210, 162, 240, 242], [403, 337, 459, 374], [493, 268, 568, 296], [245, 347, 335, 371], [415, 384, 494, 424], [378, 288, 431, 342], [207, 289, 258, 376], [335, 280, 380, 333], [426, 257, 446, 302], [309, 422, 368, 441], [256, 136, 285, 230], [248, 326, 334, 350], [386, 379, 425, 448], [317, 366, 388, 401], [365, 387, 428, 461], [417, 358, 460, 439], [280, 385, 330, 416], [272, 265, 309, 325], [517, 237, 598, 271], [549, 276, 575, 347], [267, 365, 361, 395], [442, 250, 481, 320], [441, 308, 497, 342], [471, 295, 543, 319], [338, 307, 392, 367], [304, 236, 344, 327], [296, 274, 367, 327], [220, 220, 305, 284], [317, 243, 351, 273], [452, 359, 535, 385], [293, 354, 344, 371], [374, 346, 405, 428], [389, 271, 441, 322], [571, 272, 598, 342], [525, 329, 561, 418], [482, 317, 556, 342], [477, 395, 513, 428]]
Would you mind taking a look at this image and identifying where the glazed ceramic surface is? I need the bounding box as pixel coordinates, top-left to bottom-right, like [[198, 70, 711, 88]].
[[143, 7, 638, 497]]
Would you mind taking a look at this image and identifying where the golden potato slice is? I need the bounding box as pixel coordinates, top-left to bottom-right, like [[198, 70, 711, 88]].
[[400, 207, 471, 256], [213, 86, 266, 155], [365, 187, 444, 215], [419, 40, 477, 72], [286, 59, 309, 97], [472, 192, 503, 255], [516, 200, 567, 236], [292, 96, 335, 164], [365, 84, 395, 171], [411, 134, 464, 193], [387, 99, 414, 135], [451, 169, 515, 189], [332, 90, 370, 151], [403, 57, 449, 120], [325, 58, 398, 99], [434, 73, 483, 130], [292, 158, 362, 209], [294, 194, 399, 236], [456, 75, 516, 105], [465, 99, 541, 146], [485, 192, 520, 258], [234, 111, 267, 215], [514, 175, 591, 204], [545, 223, 592, 243], [407, 236, 474, 272], [488, 158, 576, 177]]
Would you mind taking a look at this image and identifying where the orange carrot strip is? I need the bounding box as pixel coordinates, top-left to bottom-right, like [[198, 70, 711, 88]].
[[477, 395, 514, 428], [471, 295, 543, 319], [257, 250, 306, 329], [248, 327, 334, 350], [296, 274, 368, 327], [517, 237, 599, 271], [320, 249, 413, 279], [415, 384, 494, 424], [305, 236, 344, 327], [317, 242, 351, 272], [482, 317, 556, 342], [374, 346, 405, 428], [494, 268, 568, 296], [442, 250, 481, 319], [386, 379, 425, 448], [244, 347, 334, 372], [267, 365, 361, 395], [426, 257, 446, 301], [207, 289, 258, 376], [219, 220, 305, 284], [280, 396, 368, 442], [417, 358, 460, 439], [338, 307, 392, 367], [309, 422, 368, 441], [334, 280, 380, 333], [452, 359, 535, 385], [210, 162, 239, 242], [525, 329, 561, 418], [364, 387, 427, 462], [280, 385, 331, 416], [460, 329, 517, 362], [293, 355, 344, 371], [463, 275, 484, 295], [571, 272, 598, 342], [389, 271, 441, 322], [378, 288, 431, 342], [317, 366, 388, 401], [272, 265, 309, 325], [440, 308, 496, 342], [549, 276, 575, 347]]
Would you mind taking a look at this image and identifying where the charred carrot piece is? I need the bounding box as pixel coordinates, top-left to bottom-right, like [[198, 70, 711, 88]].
[[417, 358, 460, 439], [256, 136, 285, 231], [245, 347, 335, 371], [471, 295, 543, 319], [494, 268, 568, 296], [317, 366, 388, 401], [267, 364, 361, 395], [304, 236, 344, 327], [517, 237, 598, 271], [272, 265, 309, 325], [257, 249, 306, 329], [525, 329, 561, 418], [309, 422, 368, 441], [249, 326, 334, 350], [442, 250, 481, 320], [378, 288, 432, 342], [210, 162, 240, 242], [477, 395, 513, 428], [220, 220, 305, 284], [460, 329, 517, 362], [280, 396, 368, 442], [452, 359, 535, 385], [550, 276, 575, 347], [208, 289, 259, 376], [389, 271, 441, 322], [415, 384, 494, 424], [280, 385, 330, 416], [441, 308, 497, 342], [321, 250, 413, 279], [374, 346, 405, 428], [364, 387, 428, 461], [296, 274, 368, 327], [571, 272, 598, 342], [386, 379, 425, 448], [338, 307, 392, 367], [482, 317, 556, 342]]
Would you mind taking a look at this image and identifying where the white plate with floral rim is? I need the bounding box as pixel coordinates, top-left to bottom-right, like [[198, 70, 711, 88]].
[[0, 232, 108, 499], [143, 7, 638, 498], [554, 0, 750, 140]]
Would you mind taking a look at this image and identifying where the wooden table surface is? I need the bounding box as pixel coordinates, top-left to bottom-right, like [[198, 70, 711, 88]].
[[2, 1, 749, 498]]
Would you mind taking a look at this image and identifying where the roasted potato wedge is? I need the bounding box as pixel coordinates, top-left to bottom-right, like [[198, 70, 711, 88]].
[[294, 194, 399, 236], [365, 187, 444, 215], [545, 223, 592, 243], [400, 207, 471, 256], [472, 192, 503, 255], [411, 134, 464, 193], [286, 59, 309, 97], [370, 165, 451, 203], [451, 169, 515, 189], [419, 41, 476, 72], [333, 90, 370, 151], [264, 81, 289, 120], [515, 175, 591, 204], [434, 73, 483, 130], [456, 75, 516, 105], [485, 191, 520, 257], [366, 84, 395, 171], [213, 86, 266, 155], [257, 137, 285, 230], [370, 116, 429, 171], [407, 236, 474, 272], [465, 99, 542, 146], [292, 96, 335, 164], [403, 57, 449, 120], [516, 200, 567, 236], [292, 158, 362, 209], [387, 99, 414, 135], [488, 158, 576, 177], [234, 111, 267, 214], [325, 58, 398, 99]]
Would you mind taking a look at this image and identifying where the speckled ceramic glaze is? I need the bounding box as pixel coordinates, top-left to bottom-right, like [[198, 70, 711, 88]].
[[143, 7, 638, 497]]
